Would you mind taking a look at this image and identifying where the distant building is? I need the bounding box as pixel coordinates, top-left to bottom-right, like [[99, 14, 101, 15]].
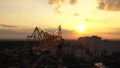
[[78, 35, 120, 57], [78, 36, 102, 57], [50, 35, 120, 59]]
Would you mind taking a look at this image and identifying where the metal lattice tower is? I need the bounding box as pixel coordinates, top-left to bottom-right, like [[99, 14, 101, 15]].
[[21, 25, 64, 68], [23, 25, 63, 52]]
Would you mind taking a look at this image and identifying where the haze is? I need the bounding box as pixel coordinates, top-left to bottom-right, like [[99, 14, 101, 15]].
[[0, 0, 120, 40]]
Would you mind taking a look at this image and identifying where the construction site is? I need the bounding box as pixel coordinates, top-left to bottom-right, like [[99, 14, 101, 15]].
[[0, 25, 120, 68]]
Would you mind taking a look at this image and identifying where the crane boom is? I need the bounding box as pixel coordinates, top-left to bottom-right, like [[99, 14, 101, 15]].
[[23, 25, 63, 51]]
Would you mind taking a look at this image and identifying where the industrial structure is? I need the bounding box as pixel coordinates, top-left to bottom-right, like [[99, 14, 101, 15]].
[[23, 25, 64, 68], [23, 25, 63, 51]]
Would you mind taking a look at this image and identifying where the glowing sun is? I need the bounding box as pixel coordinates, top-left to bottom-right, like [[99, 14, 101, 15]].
[[78, 26, 85, 33]]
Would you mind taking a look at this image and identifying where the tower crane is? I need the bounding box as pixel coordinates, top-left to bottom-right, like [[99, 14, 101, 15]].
[[23, 25, 63, 52], [22, 25, 64, 68]]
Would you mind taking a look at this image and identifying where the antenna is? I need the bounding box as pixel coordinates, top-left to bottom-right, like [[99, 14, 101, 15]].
[[58, 25, 62, 38]]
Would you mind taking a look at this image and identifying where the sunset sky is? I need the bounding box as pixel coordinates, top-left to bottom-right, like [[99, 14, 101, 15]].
[[0, 0, 120, 40]]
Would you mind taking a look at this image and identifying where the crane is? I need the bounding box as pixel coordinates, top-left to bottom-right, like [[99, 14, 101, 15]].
[[22, 25, 63, 52], [22, 25, 64, 68]]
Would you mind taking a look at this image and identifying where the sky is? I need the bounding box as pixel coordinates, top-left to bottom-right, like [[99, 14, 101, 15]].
[[0, 0, 120, 40]]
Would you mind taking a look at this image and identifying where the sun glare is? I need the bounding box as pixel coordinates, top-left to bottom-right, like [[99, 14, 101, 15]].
[[78, 26, 85, 33]]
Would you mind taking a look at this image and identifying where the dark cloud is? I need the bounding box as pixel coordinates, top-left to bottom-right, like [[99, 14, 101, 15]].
[[0, 29, 28, 39], [69, 0, 78, 5], [0, 28, 76, 39], [0, 24, 17, 27], [48, 0, 78, 6], [97, 0, 120, 11], [45, 28, 57, 33], [0, 27, 75, 35], [48, 0, 78, 13], [103, 31, 120, 35], [0, 29, 27, 34], [63, 29, 75, 34], [48, 0, 65, 4], [48, 0, 63, 13]]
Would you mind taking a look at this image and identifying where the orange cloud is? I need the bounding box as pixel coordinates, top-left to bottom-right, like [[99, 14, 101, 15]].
[[97, 0, 120, 11], [0, 24, 17, 27], [48, 0, 78, 13]]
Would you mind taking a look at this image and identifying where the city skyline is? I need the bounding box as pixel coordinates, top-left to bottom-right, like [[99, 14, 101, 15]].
[[0, 0, 120, 39]]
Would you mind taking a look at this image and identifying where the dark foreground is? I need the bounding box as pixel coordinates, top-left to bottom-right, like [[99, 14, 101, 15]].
[[0, 40, 120, 68]]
